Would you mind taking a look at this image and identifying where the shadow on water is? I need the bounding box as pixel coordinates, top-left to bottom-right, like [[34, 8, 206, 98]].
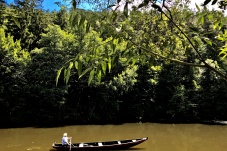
[[2, 120, 227, 129]]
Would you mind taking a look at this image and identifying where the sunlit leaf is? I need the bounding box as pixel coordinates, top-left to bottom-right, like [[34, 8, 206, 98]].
[[56, 68, 62, 86], [198, 16, 204, 25], [131, 57, 137, 66], [79, 55, 83, 61], [69, 62, 73, 69], [88, 69, 95, 86], [108, 57, 111, 72], [74, 61, 78, 70], [65, 68, 71, 84], [12, 17, 20, 28], [101, 62, 107, 75], [97, 67, 102, 83], [213, 22, 219, 29], [79, 67, 92, 79], [221, 54, 227, 59], [207, 14, 213, 20], [203, 38, 212, 46]]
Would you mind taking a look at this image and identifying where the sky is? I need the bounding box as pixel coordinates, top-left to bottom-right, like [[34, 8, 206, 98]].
[[4, 0, 227, 14], [5, 0, 91, 11], [5, 0, 65, 11]]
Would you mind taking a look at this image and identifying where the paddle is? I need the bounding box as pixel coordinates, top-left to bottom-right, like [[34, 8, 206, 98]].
[[68, 137, 72, 151]]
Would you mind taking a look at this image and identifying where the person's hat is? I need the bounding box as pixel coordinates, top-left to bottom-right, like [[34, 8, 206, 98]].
[[63, 133, 67, 137]]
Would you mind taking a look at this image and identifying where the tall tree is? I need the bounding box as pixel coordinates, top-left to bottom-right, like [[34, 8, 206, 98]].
[[57, 0, 227, 85]]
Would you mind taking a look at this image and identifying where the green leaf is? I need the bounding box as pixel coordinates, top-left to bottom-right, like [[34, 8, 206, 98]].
[[74, 61, 78, 70], [185, 48, 190, 56], [72, 0, 77, 9], [88, 69, 95, 86], [198, 16, 204, 25], [12, 17, 21, 28], [86, 23, 90, 33], [123, 2, 128, 17], [207, 14, 213, 20], [108, 57, 111, 73], [138, 2, 148, 8], [64, 68, 67, 78], [101, 62, 107, 75], [78, 55, 83, 76], [97, 67, 102, 83], [213, 22, 219, 29], [185, 12, 192, 20], [69, 13, 73, 25], [79, 55, 83, 61], [152, 3, 162, 12], [212, 0, 218, 5], [131, 57, 137, 66], [126, 57, 133, 64], [112, 43, 116, 52], [69, 62, 73, 69], [203, 38, 212, 46], [211, 0, 218, 5], [79, 67, 92, 79], [79, 16, 86, 28], [65, 68, 71, 84], [107, 4, 116, 8], [195, 3, 200, 12], [202, 0, 211, 6], [56, 68, 62, 86], [111, 11, 118, 22], [72, 14, 78, 27], [221, 54, 227, 59]]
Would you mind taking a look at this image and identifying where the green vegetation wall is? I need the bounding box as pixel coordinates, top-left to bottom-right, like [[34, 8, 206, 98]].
[[1, 1, 227, 127]]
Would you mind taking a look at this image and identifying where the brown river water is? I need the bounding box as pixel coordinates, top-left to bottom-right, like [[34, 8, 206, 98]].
[[0, 123, 227, 151]]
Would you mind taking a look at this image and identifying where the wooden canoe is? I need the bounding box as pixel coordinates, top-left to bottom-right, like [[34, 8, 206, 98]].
[[52, 137, 148, 150]]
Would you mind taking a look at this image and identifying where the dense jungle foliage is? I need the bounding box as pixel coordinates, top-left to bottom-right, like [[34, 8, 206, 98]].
[[1, 0, 227, 127]]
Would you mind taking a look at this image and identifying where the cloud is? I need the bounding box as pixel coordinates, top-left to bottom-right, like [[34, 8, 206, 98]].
[[112, 0, 145, 11], [111, 0, 226, 16], [189, 0, 226, 15]]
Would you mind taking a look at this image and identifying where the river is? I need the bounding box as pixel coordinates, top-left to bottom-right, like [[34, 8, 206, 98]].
[[0, 123, 227, 151]]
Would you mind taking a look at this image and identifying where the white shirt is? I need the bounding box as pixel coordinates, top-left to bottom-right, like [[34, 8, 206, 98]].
[[62, 136, 68, 145]]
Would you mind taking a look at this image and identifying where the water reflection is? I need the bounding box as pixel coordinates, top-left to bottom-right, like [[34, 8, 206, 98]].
[[0, 123, 227, 151]]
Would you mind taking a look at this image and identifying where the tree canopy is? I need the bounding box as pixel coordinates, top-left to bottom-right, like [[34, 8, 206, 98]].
[[1, 0, 227, 127]]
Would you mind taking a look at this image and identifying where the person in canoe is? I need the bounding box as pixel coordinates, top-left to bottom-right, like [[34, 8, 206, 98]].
[[62, 133, 72, 145]]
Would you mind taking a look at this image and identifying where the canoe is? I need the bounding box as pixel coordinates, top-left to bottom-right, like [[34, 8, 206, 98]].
[[52, 137, 148, 150]]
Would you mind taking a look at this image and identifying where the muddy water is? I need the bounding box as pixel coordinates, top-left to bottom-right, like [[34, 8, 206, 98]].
[[0, 123, 227, 151]]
